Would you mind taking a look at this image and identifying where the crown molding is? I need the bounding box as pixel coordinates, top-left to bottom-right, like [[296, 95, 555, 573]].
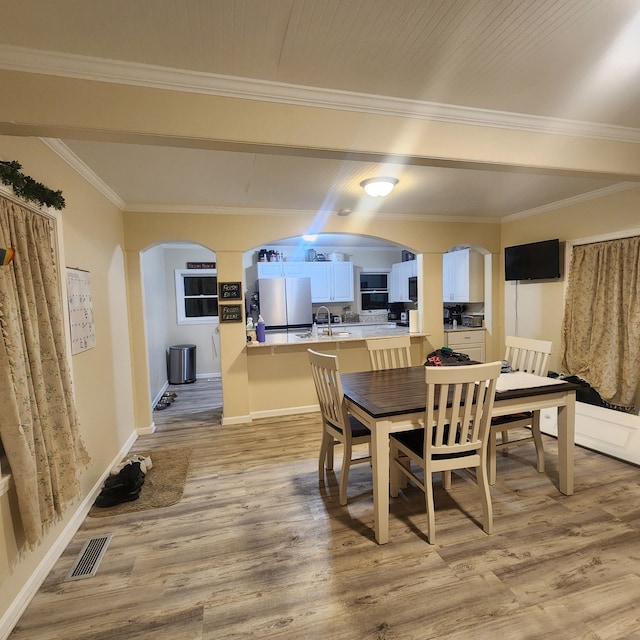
[[2, 45, 639, 144], [122, 202, 500, 224], [40, 138, 126, 209], [503, 182, 639, 222]]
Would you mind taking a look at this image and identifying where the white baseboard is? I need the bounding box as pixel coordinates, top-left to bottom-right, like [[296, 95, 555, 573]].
[[137, 421, 157, 435], [151, 381, 170, 409], [0, 430, 138, 640], [220, 404, 319, 426], [250, 404, 320, 420]]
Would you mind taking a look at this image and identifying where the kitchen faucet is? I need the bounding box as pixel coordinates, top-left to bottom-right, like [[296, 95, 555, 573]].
[[316, 305, 332, 336]]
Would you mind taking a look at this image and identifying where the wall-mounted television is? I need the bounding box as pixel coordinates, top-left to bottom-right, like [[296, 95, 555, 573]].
[[504, 239, 560, 281]]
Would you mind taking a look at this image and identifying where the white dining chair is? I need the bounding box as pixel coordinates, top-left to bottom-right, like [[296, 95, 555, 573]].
[[307, 349, 371, 505], [488, 336, 553, 484], [366, 336, 412, 370], [390, 361, 501, 544]]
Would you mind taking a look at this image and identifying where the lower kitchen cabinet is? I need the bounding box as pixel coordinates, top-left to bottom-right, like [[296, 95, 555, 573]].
[[445, 329, 486, 362]]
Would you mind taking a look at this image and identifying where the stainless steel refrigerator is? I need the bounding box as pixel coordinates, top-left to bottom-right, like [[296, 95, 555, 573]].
[[258, 277, 313, 330]]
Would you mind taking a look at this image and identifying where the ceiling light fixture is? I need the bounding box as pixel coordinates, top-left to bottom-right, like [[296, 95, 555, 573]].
[[360, 177, 399, 198]]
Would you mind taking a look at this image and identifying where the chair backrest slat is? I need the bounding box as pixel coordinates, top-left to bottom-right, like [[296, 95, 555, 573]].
[[366, 336, 412, 371], [308, 349, 351, 436], [424, 362, 501, 457], [504, 336, 552, 376]]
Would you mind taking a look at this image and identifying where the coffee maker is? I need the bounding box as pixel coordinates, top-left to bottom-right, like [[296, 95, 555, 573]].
[[389, 302, 408, 326], [445, 304, 466, 325]]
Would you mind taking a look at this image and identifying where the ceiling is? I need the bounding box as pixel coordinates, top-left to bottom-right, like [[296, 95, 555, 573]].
[[1, 0, 639, 222]]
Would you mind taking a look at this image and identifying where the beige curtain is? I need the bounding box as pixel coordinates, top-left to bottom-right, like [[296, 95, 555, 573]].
[[561, 235, 640, 411], [0, 196, 89, 546]]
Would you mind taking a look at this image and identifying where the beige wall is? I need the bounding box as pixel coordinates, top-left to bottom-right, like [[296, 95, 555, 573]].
[[502, 186, 640, 372], [0, 136, 136, 622]]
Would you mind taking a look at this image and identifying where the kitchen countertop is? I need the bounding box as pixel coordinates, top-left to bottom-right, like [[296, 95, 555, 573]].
[[247, 323, 428, 347]]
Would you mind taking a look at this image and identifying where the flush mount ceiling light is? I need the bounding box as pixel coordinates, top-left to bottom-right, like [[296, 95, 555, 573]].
[[360, 177, 399, 198]]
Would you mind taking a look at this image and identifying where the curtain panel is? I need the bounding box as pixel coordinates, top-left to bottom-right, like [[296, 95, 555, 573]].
[[0, 196, 89, 546], [561, 235, 640, 411]]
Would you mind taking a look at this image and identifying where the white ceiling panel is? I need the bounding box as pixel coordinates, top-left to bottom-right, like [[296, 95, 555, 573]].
[[1, 0, 639, 217]]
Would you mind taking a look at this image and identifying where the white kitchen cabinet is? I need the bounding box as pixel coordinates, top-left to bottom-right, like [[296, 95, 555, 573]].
[[254, 261, 354, 302], [445, 329, 486, 362], [282, 262, 309, 278], [331, 262, 355, 301], [442, 249, 484, 302], [389, 260, 417, 302], [256, 262, 284, 278], [308, 261, 354, 303]]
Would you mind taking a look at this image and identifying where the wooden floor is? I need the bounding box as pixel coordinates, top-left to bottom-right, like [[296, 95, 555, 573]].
[[10, 379, 640, 639]]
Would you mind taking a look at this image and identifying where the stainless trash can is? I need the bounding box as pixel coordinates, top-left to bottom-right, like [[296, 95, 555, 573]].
[[168, 344, 196, 384]]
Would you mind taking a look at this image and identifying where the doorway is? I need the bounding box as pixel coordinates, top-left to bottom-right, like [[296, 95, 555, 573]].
[[141, 241, 222, 415]]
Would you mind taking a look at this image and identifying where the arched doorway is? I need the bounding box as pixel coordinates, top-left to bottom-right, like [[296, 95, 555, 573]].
[[141, 241, 222, 419]]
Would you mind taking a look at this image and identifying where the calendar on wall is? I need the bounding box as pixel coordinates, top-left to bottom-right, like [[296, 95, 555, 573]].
[[66, 268, 96, 354]]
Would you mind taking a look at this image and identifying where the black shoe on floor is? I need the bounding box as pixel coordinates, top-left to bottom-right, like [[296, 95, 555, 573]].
[[94, 487, 141, 508]]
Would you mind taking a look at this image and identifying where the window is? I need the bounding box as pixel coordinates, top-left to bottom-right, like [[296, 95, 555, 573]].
[[175, 269, 219, 324]]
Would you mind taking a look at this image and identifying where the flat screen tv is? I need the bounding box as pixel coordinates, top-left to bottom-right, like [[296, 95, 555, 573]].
[[504, 239, 560, 281]]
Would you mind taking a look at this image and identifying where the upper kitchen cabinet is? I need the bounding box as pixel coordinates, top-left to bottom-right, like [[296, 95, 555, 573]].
[[308, 261, 354, 303], [443, 249, 484, 303], [255, 261, 312, 279], [256, 262, 286, 278], [389, 260, 417, 302]]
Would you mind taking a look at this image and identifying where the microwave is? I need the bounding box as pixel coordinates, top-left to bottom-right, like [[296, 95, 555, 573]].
[[462, 314, 484, 327], [360, 272, 388, 291]]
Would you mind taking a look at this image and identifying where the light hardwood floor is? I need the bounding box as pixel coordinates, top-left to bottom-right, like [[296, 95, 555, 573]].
[[9, 380, 640, 639]]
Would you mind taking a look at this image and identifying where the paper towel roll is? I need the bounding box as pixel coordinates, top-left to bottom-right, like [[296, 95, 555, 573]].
[[409, 310, 419, 333]]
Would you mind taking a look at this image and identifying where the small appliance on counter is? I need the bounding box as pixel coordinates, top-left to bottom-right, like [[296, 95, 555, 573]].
[[462, 314, 484, 327], [444, 304, 466, 326]]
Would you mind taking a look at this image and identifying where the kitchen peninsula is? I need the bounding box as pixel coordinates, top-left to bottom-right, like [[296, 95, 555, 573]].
[[245, 322, 432, 416]]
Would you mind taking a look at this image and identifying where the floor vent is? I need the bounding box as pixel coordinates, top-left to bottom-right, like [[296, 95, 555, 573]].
[[64, 533, 113, 582]]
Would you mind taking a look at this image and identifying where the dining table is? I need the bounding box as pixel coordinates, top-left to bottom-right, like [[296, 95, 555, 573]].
[[340, 365, 580, 544]]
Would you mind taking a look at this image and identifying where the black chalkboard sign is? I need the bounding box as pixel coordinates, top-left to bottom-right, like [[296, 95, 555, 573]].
[[218, 281, 242, 300], [220, 304, 243, 323]]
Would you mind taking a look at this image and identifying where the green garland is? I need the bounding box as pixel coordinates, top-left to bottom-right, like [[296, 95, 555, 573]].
[[0, 160, 65, 210]]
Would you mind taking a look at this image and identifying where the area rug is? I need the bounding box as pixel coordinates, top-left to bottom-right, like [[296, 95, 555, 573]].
[[89, 447, 191, 517]]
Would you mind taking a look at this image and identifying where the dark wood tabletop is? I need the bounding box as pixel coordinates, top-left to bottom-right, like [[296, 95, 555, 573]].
[[341, 366, 580, 419]]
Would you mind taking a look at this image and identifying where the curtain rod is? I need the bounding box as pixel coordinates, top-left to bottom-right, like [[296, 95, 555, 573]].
[[569, 228, 640, 247], [0, 184, 59, 221]]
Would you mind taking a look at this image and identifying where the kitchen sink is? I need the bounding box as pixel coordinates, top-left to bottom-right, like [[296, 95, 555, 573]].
[[295, 331, 351, 339]]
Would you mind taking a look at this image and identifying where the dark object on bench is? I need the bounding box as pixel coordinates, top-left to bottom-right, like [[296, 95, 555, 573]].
[[548, 372, 607, 408]]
